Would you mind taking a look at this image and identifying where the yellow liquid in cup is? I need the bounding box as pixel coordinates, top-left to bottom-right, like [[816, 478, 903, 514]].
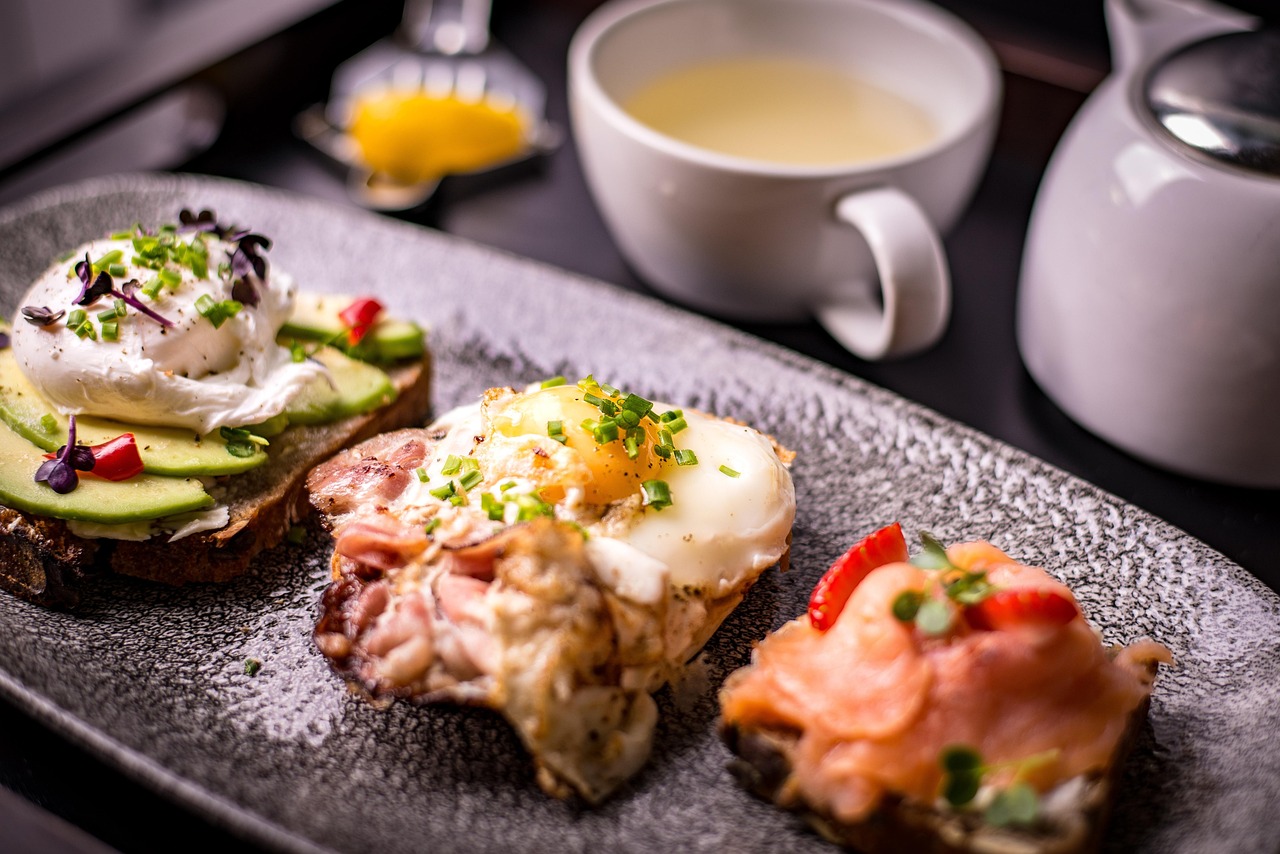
[[623, 57, 936, 165]]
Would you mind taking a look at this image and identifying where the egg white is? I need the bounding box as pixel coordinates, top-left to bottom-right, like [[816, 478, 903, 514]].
[[400, 383, 795, 600], [10, 233, 324, 433]]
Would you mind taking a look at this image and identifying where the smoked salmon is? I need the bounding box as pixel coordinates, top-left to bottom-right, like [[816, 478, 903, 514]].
[[719, 524, 1170, 853]]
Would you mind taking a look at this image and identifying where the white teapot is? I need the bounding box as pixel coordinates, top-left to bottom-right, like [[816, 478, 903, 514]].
[[1017, 0, 1280, 487]]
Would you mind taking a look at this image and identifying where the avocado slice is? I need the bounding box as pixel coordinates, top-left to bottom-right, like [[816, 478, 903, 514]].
[[285, 345, 397, 424], [0, 349, 267, 477], [0, 419, 213, 524], [281, 292, 425, 362]]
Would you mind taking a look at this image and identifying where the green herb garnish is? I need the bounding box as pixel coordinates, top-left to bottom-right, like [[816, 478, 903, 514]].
[[641, 479, 672, 511], [719, 465, 741, 478], [938, 745, 1051, 827], [195, 294, 243, 329]]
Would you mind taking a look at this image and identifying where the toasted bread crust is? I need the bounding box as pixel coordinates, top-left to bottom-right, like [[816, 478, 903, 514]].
[[719, 660, 1156, 854], [0, 352, 431, 607]]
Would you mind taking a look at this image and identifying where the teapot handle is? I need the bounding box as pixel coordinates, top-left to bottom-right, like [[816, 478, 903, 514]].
[[1106, 0, 1256, 71]]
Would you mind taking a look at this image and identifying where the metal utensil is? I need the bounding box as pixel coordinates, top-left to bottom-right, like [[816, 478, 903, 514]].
[[296, 0, 559, 211]]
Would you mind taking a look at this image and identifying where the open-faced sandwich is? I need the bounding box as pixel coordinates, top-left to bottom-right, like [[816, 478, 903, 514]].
[[719, 523, 1170, 853], [0, 210, 431, 607], [307, 375, 796, 802]]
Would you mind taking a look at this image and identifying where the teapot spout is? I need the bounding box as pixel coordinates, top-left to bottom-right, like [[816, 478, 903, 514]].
[[1106, 0, 1255, 71]]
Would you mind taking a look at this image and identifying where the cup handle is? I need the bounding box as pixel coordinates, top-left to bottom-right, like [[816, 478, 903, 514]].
[[814, 187, 950, 360]]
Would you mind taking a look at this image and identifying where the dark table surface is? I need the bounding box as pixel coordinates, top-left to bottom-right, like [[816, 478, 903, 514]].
[[0, 0, 1276, 851]]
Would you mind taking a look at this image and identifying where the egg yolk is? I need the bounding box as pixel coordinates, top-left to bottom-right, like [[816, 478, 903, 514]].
[[491, 386, 666, 505], [348, 89, 527, 185]]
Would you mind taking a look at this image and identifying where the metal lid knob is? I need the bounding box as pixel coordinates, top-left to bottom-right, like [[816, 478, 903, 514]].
[[1144, 28, 1280, 177]]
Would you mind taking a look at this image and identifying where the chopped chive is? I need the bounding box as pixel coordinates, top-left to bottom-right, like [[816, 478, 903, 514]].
[[673, 448, 698, 466], [158, 268, 182, 287], [640, 479, 672, 510], [514, 494, 554, 520], [658, 428, 674, 448], [540, 376, 566, 388], [67, 309, 86, 327], [96, 307, 119, 322], [482, 492, 503, 520], [449, 492, 467, 507], [429, 482, 456, 500], [244, 658, 262, 677], [39, 414, 57, 433], [92, 249, 123, 270], [113, 297, 127, 316], [500, 480, 518, 492], [458, 468, 483, 491], [599, 398, 618, 417], [415, 467, 429, 482], [440, 454, 462, 476], [547, 420, 567, 444], [624, 434, 640, 460], [617, 409, 640, 428], [100, 320, 118, 341], [601, 382, 620, 397], [424, 517, 441, 536], [583, 392, 604, 408], [660, 408, 683, 423], [664, 416, 688, 435], [718, 464, 741, 478], [652, 443, 673, 459], [142, 277, 164, 298], [593, 419, 619, 444], [621, 394, 653, 416], [195, 294, 242, 329]]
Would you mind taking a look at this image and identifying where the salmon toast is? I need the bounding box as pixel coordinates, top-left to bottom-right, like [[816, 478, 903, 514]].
[[719, 523, 1169, 853]]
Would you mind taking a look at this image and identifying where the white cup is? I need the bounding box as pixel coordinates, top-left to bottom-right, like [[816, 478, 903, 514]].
[[568, 0, 1000, 359]]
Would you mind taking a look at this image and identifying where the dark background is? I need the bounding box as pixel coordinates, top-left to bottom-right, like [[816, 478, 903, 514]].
[[0, 0, 1277, 851]]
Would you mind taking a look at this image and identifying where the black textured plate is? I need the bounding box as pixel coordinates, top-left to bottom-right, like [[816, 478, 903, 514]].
[[0, 173, 1277, 854]]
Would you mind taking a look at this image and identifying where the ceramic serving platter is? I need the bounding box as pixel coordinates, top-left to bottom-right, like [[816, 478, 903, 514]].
[[0, 174, 1276, 854]]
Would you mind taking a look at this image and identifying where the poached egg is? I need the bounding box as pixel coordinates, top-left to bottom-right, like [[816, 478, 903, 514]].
[[10, 227, 324, 434]]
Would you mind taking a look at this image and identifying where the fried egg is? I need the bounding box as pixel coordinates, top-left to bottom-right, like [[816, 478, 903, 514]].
[[10, 230, 324, 433], [406, 378, 796, 598]]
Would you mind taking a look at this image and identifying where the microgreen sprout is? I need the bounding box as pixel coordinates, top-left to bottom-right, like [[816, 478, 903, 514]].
[[220, 426, 266, 458], [34, 415, 95, 494], [938, 745, 1054, 827], [892, 531, 999, 635], [21, 305, 64, 326], [73, 255, 175, 328]]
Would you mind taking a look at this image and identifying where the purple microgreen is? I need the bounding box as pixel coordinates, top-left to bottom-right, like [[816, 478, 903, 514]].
[[178, 209, 220, 234], [73, 254, 114, 305], [0, 331, 8, 350], [227, 232, 270, 308], [33, 415, 95, 494], [21, 306, 65, 326], [230, 276, 260, 307], [116, 279, 175, 328]]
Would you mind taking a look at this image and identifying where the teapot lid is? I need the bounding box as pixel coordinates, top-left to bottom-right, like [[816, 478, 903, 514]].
[[1144, 29, 1280, 178]]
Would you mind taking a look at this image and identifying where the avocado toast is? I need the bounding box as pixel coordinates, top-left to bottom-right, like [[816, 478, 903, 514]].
[[0, 211, 431, 607]]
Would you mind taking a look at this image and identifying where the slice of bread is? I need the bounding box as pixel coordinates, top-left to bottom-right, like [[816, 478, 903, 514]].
[[719, 656, 1158, 854], [0, 352, 431, 608]]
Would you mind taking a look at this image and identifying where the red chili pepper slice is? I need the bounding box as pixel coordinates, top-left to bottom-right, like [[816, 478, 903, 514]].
[[44, 433, 145, 482], [808, 521, 909, 632], [965, 588, 1079, 631], [338, 297, 384, 345]]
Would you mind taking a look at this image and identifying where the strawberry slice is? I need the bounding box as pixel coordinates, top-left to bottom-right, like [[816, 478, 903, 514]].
[[808, 522, 908, 631], [965, 588, 1079, 631]]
